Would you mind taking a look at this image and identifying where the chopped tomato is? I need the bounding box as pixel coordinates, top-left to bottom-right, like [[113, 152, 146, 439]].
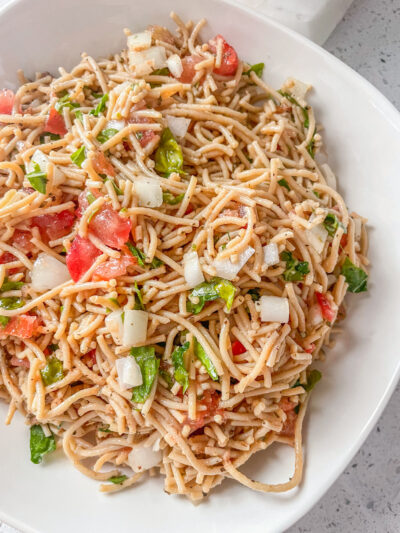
[[280, 409, 297, 438], [231, 340, 246, 355], [208, 35, 238, 76], [279, 397, 296, 413], [92, 151, 115, 177], [179, 55, 202, 83], [185, 390, 223, 432], [0, 88, 15, 114], [92, 254, 136, 281], [32, 210, 75, 241], [82, 348, 97, 368], [0, 251, 16, 264], [305, 343, 315, 354], [0, 315, 39, 340], [9, 356, 30, 368], [66, 235, 102, 282], [44, 107, 67, 136], [11, 230, 33, 254], [315, 292, 336, 322], [129, 114, 158, 148], [340, 234, 348, 249], [184, 203, 194, 215]]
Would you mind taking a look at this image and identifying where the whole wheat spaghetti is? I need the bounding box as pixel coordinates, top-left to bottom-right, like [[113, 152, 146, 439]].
[[0, 14, 369, 501]]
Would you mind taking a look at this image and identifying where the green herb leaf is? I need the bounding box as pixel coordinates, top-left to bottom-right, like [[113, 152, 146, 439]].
[[30, 425, 56, 464], [40, 132, 60, 144], [0, 297, 24, 310], [130, 346, 159, 403], [89, 94, 109, 117], [162, 191, 185, 205], [71, 146, 86, 168], [281, 251, 310, 282], [74, 109, 83, 121], [26, 163, 47, 194], [323, 213, 339, 237], [187, 277, 236, 314], [133, 282, 145, 310], [278, 178, 290, 191], [150, 256, 163, 269], [40, 356, 64, 386], [0, 316, 11, 327], [159, 368, 174, 389], [48, 343, 59, 353], [248, 288, 260, 301], [108, 474, 128, 484], [97, 128, 119, 144], [278, 90, 309, 129], [98, 425, 112, 433], [151, 68, 170, 76], [155, 128, 184, 176], [313, 190, 320, 198], [125, 243, 145, 267], [243, 62, 264, 77], [341, 257, 368, 293], [171, 341, 190, 393], [0, 277, 24, 292], [306, 132, 316, 158], [194, 338, 218, 381], [55, 94, 79, 114], [304, 369, 322, 391]]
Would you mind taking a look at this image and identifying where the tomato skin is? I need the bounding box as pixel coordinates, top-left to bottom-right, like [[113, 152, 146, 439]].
[[315, 292, 336, 322], [185, 390, 223, 432], [231, 340, 246, 355], [44, 107, 67, 135], [179, 55, 202, 83], [305, 343, 315, 354], [82, 348, 97, 368], [90, 206, 132, 250], [0, 315, 39, 340], [11, 229, 33, 254], [209, 35, 238, 76], [66, 235, 102, 282], [92, 254, 136, 281], [0, 88, 15, 114], [0, 252, 16, 264], [32, 210, 75, 241], [92, 151, 115, 177]]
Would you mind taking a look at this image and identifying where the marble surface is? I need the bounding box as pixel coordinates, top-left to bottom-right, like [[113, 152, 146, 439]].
[[0, 0, 399, 532]]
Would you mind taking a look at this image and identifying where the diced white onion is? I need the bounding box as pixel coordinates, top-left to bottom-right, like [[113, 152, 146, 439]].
[[107, 119, 126, 131], [353, 218, 362, 241], [321, 163, 337, 190], [284, 77, 311, 103], [105, 310, 124, 345], [127, 31, 152, 52], [129, 46, 167, 76], [183, 250, 204, 288], [31, 149, 65, 187], [128, 444, 161, 473], [166, 116, 190, 139], [31, 253, 70, 292], [122, 310, 148, 346], [134, 177, 163, 208], [115, 356, 143, 390], [258, 295, 289, 323], [263, 243, 279, 267], [306, 223, 328, 254], [166, 54, 183, 78], [214, 246, 255, 281], [309, 303, 323, 326]]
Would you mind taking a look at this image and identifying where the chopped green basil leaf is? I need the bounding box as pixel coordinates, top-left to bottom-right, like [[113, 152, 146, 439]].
[[155, 128, 184, 176], [194, 338, 218, 381], [159, 369, 173, 389], [133, 282, 145, 310], [162, 191, 185, 205], [0, 316, 11, 327], [248, 288, 260, 301], [341, 257, 368, 293], [26, 163, 47, 194], [187, 277, 236, 314], [40, 356, 64, 386], [55, 94, 79, 114], [39, 132, 60, 144], [151, 68, 170, 76], [281, 251, 310, 282], [98, 425, 112, 433], [278, 90, 310, 129], [0, 297, 24, 310], [126, 243, 145, 267], [30, 425, 56, 464], [278, 178, 290, 191], [323, 213, 339, 237], [304, 369, 322, 391], [243, 62, 264, 77], [71, 146, 86, 168], [0, 277, 24, 292], [89, 94, 109, 117], [74, 109, 83, 121], [171, 341, 190, 393], [97, 128, 119, 144], [108, 475, 128, 485], [130, 346, 159, 403], [48, 343, 59, 353]]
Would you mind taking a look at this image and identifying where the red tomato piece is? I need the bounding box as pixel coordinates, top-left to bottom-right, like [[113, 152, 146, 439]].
[[92, 151, 115, 177], [32, 210, 75, 241], [44, 107, 67, 136], [129, 115, 158, 148], [0, 315, 39, 340], [340, 234, 348, 249], [179, 55, 202, 83], [231, 340, 246, 355], [0, 88, 15, 114], [184, 203, 194, 215], [0, 251, 16, 264], [208, 35, 238, 76], [66, 235, 102, 282], [11, 230, 33, 254], [279, 397, 295, 413], [82, 348, 97, 368], [90, 206, 132, 250], [305, 343, 316, 354], [92, 254, 136, 281], [280, 409, 297, 438], [185, 390, 223, 432], [315, 292, 336, 322]]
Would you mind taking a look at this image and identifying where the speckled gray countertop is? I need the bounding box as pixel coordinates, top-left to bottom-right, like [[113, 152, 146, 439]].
[[0, 1, 399, 533], [289, 0, 400, 531]]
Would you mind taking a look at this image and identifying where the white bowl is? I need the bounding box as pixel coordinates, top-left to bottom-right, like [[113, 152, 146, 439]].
[[0, 1, 399, 532]]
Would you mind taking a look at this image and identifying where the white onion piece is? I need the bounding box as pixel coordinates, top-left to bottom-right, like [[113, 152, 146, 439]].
[[105, 310, 123, 345], [263, 243, 279, 267], [306, 223, 328, 254], [122, 310, 148, 346], [107, 119, 126, 131], [183, 251, 204, 288], [309, 303, 323, 326], [166, 54, 183, 78], [214, 246, 255, 281], [284, 78, 311, 103], [31, 253, 70, 292], [258, 295, 289, 323], [353, 218, 362, 241], [134, 177, 163, 208], [127, 31, 152, 52], [166, 116, 190, 139], [31, 149, 65, 187], [128, 444, 161, 473], [115, 356, 143, 390], [321, 163, 337, 190], [129, 46, 167, 76]]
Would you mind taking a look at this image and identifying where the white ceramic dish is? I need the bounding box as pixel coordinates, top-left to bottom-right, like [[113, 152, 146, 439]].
[[0, 1, 399, 532]]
